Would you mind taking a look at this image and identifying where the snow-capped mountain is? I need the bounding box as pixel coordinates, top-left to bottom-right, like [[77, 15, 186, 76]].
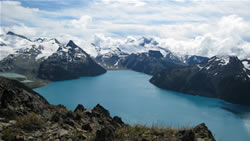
[[95, 48, 129, 69], [92, 35, 178, 57], [150, 55, 250, 106], [0, 32, 106, 81], [0, 32, 63, 77], [92, 35, 208, 68], [0, 31, 60, 61], [38, 40, 106, 81]]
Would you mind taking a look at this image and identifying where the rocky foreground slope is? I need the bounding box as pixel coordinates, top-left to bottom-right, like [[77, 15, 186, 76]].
[[0, 77, 215, 141]]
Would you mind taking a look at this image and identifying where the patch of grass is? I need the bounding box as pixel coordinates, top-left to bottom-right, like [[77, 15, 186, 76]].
[[65, 130, 87, 140], [2, 128, 19, 141], [16, 113, 44, 131], [114, 124, 182, 141], [72, 130, 83, 137]]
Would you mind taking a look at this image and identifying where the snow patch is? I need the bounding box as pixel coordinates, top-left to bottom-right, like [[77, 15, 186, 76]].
[[216, 56, 230, 66], [197, 65, 203, 71], [242, 61, 250, 70]]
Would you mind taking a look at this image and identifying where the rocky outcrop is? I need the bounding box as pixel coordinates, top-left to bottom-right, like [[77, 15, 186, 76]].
[[0, 77, 50, 117], [150, 56, 250, 106], [38, 40, 106, 81]]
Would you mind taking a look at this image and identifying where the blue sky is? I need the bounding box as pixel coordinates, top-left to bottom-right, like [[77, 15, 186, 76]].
[[14, 0, 92, 11], [1, 0, 250, 58]]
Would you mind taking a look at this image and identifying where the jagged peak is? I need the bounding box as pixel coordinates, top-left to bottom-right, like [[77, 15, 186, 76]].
[[66, 40, 78, 48]]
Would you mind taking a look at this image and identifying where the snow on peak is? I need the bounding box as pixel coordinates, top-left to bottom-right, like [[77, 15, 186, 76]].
[[242, 60, 250, 70], [215, 55, 231, 66], [209, 55, 236, 66], [0, 32, 61, 60], [91, 34, 173, 58], [35, 38, 61, 60]]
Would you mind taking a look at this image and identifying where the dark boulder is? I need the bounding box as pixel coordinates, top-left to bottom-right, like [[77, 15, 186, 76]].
[[74, 104, 85, 113], [92, 104, 110, 117], [95, 125, 115, 141], [177, 130, 195, 141], [193, 123, 215, 141]]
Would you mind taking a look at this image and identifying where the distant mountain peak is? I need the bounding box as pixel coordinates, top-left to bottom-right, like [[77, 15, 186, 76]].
[[139, 37, 158, 46], [6, 31, 31, 41], [66, 40, 78, 48], [6, 31, 15, 35]]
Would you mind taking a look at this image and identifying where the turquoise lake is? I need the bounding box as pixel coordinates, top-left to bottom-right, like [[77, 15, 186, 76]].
[[35, 70, 250, 141]]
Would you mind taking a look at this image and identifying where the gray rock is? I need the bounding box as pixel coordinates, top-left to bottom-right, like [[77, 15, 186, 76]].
[[58, 129, 68, 137]]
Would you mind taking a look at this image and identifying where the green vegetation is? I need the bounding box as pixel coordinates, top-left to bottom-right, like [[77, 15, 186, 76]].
[[16, 113, 44, 131], [114, 124, 189, 141], [2, 128, 19, 141]]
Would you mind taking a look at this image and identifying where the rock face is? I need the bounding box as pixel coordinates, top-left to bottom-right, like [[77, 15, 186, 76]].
[[150, 56, 250, 106], [0, 76, 215, 141], [38, 40, 106, 81]]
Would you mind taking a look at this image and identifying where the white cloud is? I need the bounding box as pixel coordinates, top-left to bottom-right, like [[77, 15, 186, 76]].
[[1, 0, 250, 59], [70, 15, 92, 29]]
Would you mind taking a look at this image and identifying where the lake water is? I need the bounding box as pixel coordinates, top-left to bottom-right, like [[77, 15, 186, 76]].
[[35, 70, 250, 141]]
